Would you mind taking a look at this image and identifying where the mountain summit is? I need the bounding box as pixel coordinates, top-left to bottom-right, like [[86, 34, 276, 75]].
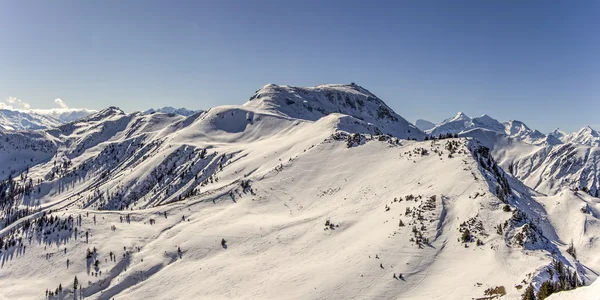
[[243, 83, 424, 139]]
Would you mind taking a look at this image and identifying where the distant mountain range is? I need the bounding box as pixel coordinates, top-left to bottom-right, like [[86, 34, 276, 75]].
[[0, 106, 202, 131], [144, 106, 202, 117], [415, 112, 599, 147]]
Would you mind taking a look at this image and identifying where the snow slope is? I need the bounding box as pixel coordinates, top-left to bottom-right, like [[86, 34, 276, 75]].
[[0, 84, 599, 300], [483, 134, 600, 197]]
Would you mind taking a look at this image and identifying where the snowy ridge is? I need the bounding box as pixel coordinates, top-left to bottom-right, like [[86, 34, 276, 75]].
[[562, 126, 600, 147], [243, 83, 424, 139], [0, 84, 599, 299]]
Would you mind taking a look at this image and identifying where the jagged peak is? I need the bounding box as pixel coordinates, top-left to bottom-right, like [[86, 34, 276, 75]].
[[69, 106, 125, 124], [504, 120, 530, 130], [453, 111, 470, 120], [578, 125, 598, 133]]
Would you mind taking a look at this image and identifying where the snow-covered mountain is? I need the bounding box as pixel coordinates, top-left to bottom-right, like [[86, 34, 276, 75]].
[[414, 119, 435, 131], [426, 112, 561, 146], [548, 128, 567, 140], [0, 108, 95, 130], [0, 84, 598, 300], [244, 83, 424, 139], [0, 109, 62, 130], [426, 112, 506, 137], [144, 106, 201, 117], [562, 126, 600, 147]]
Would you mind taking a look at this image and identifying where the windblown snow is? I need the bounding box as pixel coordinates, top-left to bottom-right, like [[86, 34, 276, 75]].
[[0, 84, 599, 300]]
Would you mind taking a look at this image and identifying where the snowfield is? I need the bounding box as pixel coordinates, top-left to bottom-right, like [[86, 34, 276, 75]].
[[0, 84, 599, 299]]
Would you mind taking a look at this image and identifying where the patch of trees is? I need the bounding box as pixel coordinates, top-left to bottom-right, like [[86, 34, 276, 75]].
[[473, 146, 511, 203], [424, 133, 459, 141], [531, 259, 583, 300]]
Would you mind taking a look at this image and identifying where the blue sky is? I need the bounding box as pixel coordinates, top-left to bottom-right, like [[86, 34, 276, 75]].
[[1, 0, 598, 133]]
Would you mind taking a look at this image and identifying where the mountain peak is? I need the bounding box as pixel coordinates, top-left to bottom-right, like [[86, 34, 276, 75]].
[[415, 119, 435, 131], [576, 126, 600, 138], [453, 111, 470, 120], [580, 125, 598, 132], [243, 83, 424, 139]]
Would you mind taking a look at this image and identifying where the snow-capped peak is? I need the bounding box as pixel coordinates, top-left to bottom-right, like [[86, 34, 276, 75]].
[[562, 125, 600, 146], [549, 128, 567, 139], [578, 125, 600, 137], [452, 111, 470, 121], [425, 111, 477, 136], [243, 83, 424, 139], [414, 119, 435, 131], [426, 112, 557, 145]]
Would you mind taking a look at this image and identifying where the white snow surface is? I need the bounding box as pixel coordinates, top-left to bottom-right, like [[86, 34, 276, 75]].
[[1, 84, 600, 299]]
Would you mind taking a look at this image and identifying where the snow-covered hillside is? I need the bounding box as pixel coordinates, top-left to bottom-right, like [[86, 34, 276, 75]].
[[0, 84, 599, 300]]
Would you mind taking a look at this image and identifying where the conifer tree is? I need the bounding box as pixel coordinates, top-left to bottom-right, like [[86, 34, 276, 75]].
[[521, 284, 535, 300]]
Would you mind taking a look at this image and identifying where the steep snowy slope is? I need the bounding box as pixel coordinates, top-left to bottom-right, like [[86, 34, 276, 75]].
[[1, 129, 595, 299], [243, 83, 424, 139], [548, 277, 600, 299], [0, 84, 598, 300], [486, 137, 600, 197]]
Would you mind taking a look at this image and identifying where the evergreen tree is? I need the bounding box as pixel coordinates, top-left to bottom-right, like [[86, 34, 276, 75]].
[[522, 284, 535, 300], [74, 276, 79, 290], [537, 280, 554, 300], [567, 240, 577, 259]]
